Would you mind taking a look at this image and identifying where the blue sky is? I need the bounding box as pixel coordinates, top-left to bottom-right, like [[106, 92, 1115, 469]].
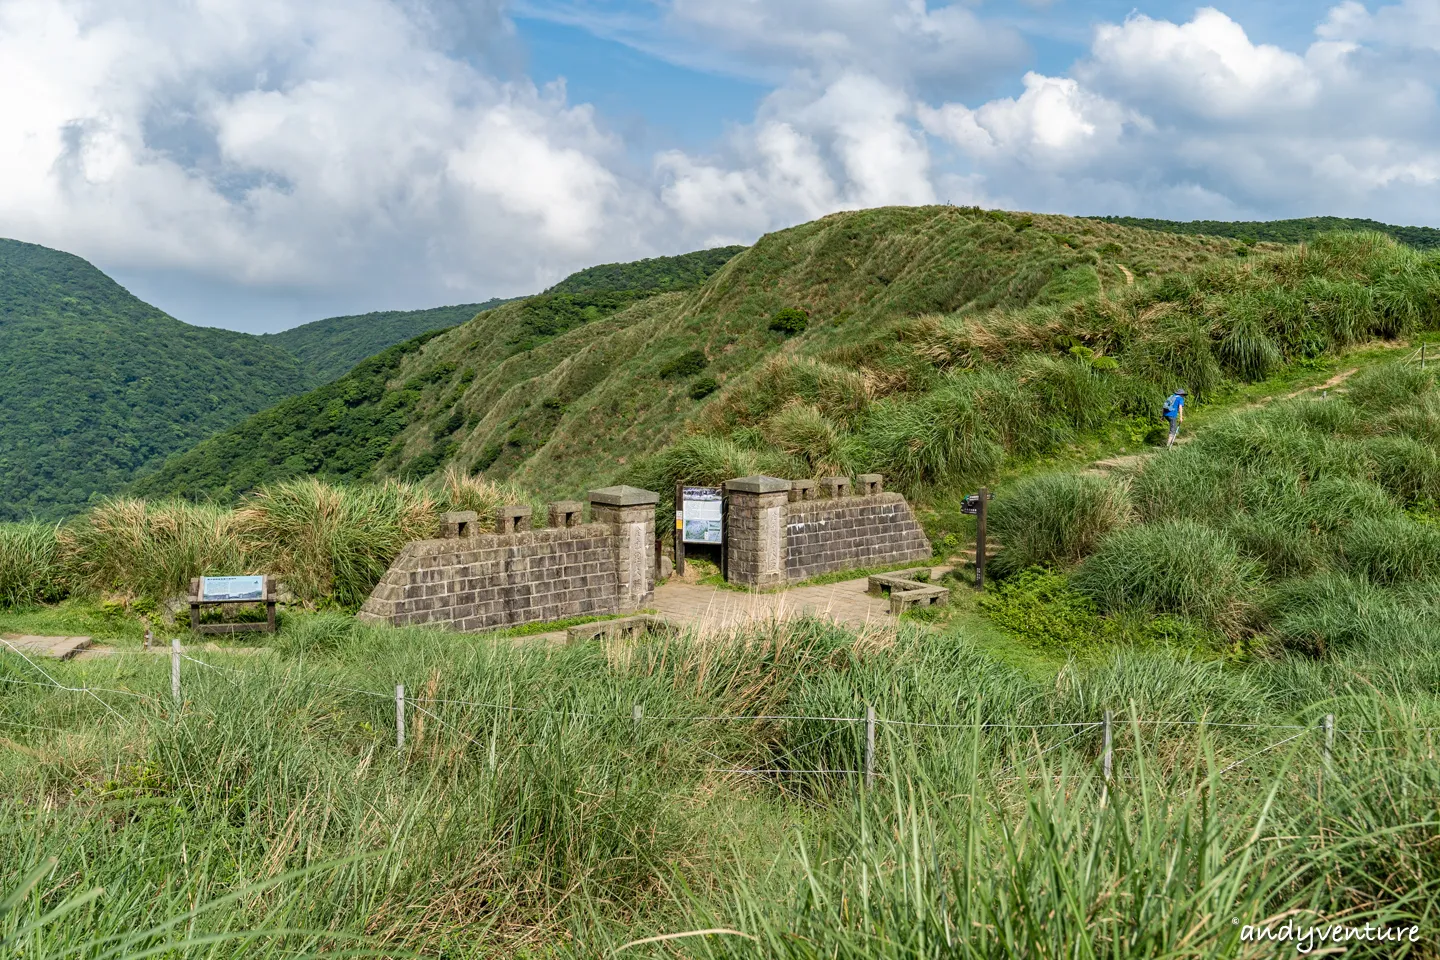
[[1, 0, 1436, 333]]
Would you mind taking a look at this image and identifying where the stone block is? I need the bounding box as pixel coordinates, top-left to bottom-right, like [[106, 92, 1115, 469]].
[[548, 500, 584, 528], [788, 479, 817, 502], [821, 477, 851, 499], [588, 485, 660, 507], [495, 504, 533, 534], [441, 511, 478, 538]]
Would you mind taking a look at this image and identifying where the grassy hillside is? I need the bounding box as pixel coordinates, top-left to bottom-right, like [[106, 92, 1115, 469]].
[[545, 245, 746, 294], [139, 207, 1245, 503], [1095, 214, 1440, 249], [263, 300, 512, 383], [0, 239, 313, 521]]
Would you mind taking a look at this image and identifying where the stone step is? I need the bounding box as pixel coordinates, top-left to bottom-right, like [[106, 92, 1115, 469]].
[[1, 634, 93, 660]]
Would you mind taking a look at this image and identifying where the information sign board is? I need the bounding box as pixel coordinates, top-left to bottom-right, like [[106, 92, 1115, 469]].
[[681, 487, 723, 545], [200, 575, 266, 603]]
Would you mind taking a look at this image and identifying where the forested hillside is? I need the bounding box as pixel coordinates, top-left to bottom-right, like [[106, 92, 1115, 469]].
[[1095, 215, 1440, 249], [264, 301, 513, 383], [545, 246, 746, 294], [0, 239, 313, 520]]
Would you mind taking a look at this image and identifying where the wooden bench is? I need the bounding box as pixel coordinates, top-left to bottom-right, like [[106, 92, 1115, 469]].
[[189, 576, 277, 635], [566, 615, 673, 643]]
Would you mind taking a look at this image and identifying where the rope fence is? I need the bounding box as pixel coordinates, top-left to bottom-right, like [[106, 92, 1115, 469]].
[[3, 640, 1436, 789]]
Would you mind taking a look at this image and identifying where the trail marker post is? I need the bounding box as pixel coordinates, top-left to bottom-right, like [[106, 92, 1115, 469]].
[[170, 639, 181, 705], [864, 705, 877, 789], [1102, 710, 1113, 805], [396, 684, 406, 753], [962, 489, 991, 589], [673, 482, 685, 577]]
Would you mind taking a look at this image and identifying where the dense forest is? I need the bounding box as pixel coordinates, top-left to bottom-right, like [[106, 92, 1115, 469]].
[[1094, 215, 1440, 249], [0, 239, 313, 521], [264, 300, 514, 383], [544, 246, 746, 294]]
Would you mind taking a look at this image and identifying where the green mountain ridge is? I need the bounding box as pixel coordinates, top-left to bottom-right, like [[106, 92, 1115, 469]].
[[1092, 215, 1440, 249], [0, 238, 314, 520], [132, 206, 1250, 502], [262, 300, 517, 384]]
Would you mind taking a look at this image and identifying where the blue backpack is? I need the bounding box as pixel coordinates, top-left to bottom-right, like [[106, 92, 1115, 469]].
[[1162, 394, 1183, 417]]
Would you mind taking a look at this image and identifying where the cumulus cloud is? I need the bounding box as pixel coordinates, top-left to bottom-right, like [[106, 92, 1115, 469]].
[[920, 3, 1440, 221], [3, 0, 1440, 329]]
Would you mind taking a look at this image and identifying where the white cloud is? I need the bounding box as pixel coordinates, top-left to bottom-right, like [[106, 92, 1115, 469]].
[[916, 3, 1440, 222], [3, 0, 1440, 331]]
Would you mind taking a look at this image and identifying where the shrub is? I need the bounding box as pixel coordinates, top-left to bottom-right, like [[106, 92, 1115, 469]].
[[239, 478, 438, 609], [855, 382, 1003, 491], [1346, 362, 1434, 411], [990, 473, 1132, 576], [62, 498, 250, 601], [769, 308, 809, 335], [1340, 516, 1440, 585], [658, 349, 708, 379], [1364, 435, 1440, 504], [1266, 571, 1426, 655], [762, 403, 853, 475], [1226, 513, 1328, 579], [1072, 520, 1261, 636], [688, 376, 719, 400], [628, 434, 803, 498], [0, 523, 67, 607]]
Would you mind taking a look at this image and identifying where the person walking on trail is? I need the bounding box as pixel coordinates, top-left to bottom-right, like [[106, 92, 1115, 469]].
[[1162, 388, 1188, 448]]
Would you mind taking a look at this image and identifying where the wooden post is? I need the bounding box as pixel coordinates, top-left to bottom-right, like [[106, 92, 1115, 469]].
[[144, 628, 152, 652], [975, 487, 988, 591], [633, 703, 643, 726], [170, 639, 181, 705], [396, 684, 406, 753], [1323, 713, 1334, 770], [719, 486, 729, 582], [864, 705, 876, 789], [265, 576, 277, 633], [1102, 709, 1113, 806], [674, 482, 685, 577], [1423, 343, 1428, 370]]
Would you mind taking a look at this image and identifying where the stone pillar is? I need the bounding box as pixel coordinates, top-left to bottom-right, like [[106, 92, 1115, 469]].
[[725, 476, 792, 588], [441, 511, 477, 538], [857, 473, 884, 496], [820, 476, 851, 499], [495, 504, 533, 534], [589, 485, 659, 613]]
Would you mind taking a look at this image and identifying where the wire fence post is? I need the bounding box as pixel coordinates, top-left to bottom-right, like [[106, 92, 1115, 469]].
[[632, 703, 643, 727], [864, 705, 876, 790], [1322, 713, 1334, 772], [396, 684, 406, 753], [170, 639, 181, 706], [1102, 709, 1113, 805]]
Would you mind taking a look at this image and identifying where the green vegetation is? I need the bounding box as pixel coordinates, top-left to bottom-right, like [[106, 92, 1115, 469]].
[[129, 332, 447, 501], [263, 300, 511, 383], [985, 360, 1440, 658], [2, 610, 1436, 954], [768, 307, 809, 334], [543, 245, 745, 294], [0, 239, 313, 521], [1094, 214, 1440, 249], [4, 468, 538, 611]]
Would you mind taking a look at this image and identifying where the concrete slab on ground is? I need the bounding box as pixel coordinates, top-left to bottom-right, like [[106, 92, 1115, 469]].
[[2, 634, 93, 660], [649, 566, 953, 635]]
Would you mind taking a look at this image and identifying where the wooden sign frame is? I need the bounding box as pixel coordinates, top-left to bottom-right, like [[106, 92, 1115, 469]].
[[188, 576, 278, 634]]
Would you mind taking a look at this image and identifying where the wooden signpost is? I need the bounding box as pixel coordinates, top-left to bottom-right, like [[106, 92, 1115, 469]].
[[188, 575, 277, 634]]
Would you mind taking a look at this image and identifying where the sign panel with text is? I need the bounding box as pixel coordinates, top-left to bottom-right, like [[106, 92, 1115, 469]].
[[200, 575, 266, 603], [681, 487, 723, 545]]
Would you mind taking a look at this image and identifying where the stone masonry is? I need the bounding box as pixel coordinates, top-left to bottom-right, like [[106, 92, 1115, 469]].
[[725, 475, 932, 588], [357, 486, 657, 632]]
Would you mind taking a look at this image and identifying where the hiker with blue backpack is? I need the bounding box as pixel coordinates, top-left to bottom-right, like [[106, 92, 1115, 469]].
[[1162, 388, 1188, 448]]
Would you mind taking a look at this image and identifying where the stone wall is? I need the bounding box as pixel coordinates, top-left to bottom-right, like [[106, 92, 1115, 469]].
[[725, 475, 931, 587], [358, 486, 657, 632], [784, 493, 932, 581]]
